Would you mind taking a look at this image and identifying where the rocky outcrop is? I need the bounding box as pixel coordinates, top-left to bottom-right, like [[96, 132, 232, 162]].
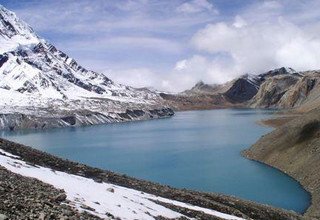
[[250, 70, 320, 110], [250, 74, 301, 108], [224, 76, 260, 103]]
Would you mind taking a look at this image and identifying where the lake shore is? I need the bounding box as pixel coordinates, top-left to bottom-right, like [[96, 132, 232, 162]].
[[0, 137, 302, 220], [244, 109, 320, 219], [257, 112, 301, 128]]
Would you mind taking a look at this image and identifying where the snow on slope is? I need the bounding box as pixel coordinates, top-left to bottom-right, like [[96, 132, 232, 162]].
[[0, 5, 39, 54], [0, 5, 164, 117], [0, 149, 243, 220]]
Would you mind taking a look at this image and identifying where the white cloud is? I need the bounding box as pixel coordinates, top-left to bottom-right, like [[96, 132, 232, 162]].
[[191, 16, 320, 74], [233, 16, 247, 28], [173, 55, 239, 85], [13, 0, 217, 35], [106, 68, 161, 89], [107, 55, 238, 93], [161, 0, 320, 92], [176, 0, 218, 14], [261, 0, 282, 10], [106, 0, 320, 93], [105, 67, 197, 92], [174, 59, 187, 70], [62, 36, 183, 54]]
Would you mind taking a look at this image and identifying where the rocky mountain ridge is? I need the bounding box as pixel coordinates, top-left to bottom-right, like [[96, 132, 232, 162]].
[[0, 5, 173, 130], [162, 67, 320, 112]]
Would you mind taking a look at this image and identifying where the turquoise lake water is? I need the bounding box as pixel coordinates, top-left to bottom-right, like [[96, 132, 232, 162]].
[[1, 109, 310, 213]]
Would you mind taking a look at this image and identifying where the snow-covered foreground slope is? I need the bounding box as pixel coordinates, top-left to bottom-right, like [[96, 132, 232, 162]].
[[0, 149, 242, 220], [0, 5, 172, 130]]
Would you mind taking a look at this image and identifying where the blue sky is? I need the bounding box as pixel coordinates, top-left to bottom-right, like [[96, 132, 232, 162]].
[[1, 0, 320, 91]]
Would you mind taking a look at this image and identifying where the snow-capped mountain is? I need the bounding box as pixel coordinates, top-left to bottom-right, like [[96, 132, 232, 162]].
[[0, 5, 173, 130]]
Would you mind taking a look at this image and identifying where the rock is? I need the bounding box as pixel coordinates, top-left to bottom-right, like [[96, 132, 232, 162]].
[[94, 178, 103, 183], [0, 214, 8, 220], [80, 204, 95, 212], [105, 212, 115, 218], [106, 188, 114, 193], [53, 193, 67, 202], [225, 77, 259, 103], [38, 212, 45, 220]]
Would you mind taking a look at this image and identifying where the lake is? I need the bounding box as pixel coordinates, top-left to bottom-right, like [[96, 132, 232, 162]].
[[0, 109, 310, 213]]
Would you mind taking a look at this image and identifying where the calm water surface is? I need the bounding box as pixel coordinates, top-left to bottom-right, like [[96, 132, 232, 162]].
[[1, 109, 310, 213]]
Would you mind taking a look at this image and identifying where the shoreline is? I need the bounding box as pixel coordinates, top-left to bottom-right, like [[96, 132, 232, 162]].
[[252, 113, 316, 219], [0, 107, 175, 131], [257, 115, 300, 128], [253, 114, 313, 217], [244, 109, 320, 219], [0, 137, 302, 220], [241, 151, 312, 214], [242, 152, 314, 219]]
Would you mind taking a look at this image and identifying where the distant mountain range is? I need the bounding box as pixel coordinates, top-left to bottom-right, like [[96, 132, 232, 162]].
[[161, 67, 320, 112]]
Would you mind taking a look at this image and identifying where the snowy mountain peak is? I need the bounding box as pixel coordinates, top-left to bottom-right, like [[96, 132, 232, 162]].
[[0, 5, 157, 102], [0, 5, 40, 53], [260, 67, 297, 79], [0, 5, 170, 128]]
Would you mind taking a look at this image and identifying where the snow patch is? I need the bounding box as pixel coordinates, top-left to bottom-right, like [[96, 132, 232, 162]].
[[0, 149, 243, 220]]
